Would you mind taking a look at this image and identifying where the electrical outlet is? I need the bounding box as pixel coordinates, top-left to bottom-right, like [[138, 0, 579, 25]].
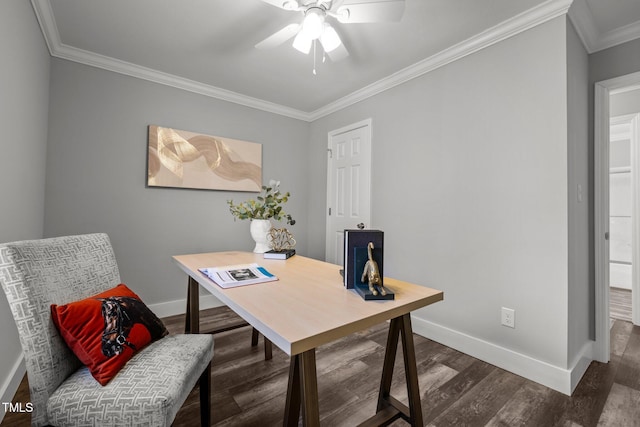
[[501, 307, 515, 328]]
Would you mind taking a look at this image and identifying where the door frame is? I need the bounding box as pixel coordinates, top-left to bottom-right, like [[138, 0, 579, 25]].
[[325, 118, 372, 263], [594, 71, 640, 362]]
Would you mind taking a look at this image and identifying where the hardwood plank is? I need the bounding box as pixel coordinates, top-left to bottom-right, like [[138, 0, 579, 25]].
[[427, 368, 526, 426], [614, 324, 640, 391], [421, 359, 497, 424], [561, 360, 618, 426], [610, 287, 632, 323], [610, 317, 634, 358], [486, 381, 568, 426], [597, 383, 640, 426]]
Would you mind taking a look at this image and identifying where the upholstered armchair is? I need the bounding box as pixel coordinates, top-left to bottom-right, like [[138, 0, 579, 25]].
[[0, 233, 214, 426]]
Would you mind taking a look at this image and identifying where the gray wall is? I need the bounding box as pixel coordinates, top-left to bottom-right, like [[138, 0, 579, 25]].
[[590, 38, 640, 85], [44, 58, 309, 310], [309, 17, 574, 369], [0, 0, 50, 409], [566, 20, 592, 362]]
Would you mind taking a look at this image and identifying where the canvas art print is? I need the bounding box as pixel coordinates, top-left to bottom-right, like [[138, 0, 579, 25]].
[[147, 125, 262, 192]]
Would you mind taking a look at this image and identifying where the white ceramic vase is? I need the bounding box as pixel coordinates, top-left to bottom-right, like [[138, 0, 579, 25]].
[[250, 219, 272, 253]]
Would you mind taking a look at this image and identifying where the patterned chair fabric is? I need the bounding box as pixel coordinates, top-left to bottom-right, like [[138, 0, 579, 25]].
[[0, 233, 214, 426]]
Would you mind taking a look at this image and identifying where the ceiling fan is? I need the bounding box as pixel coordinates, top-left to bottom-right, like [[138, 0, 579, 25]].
[[255, 0, 406, 62]]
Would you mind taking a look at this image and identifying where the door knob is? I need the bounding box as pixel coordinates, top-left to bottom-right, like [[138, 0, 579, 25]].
[[357, 223, 365, 229]]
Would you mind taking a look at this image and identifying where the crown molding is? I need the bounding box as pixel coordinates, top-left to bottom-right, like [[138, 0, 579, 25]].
[[32, 0, 572, 122], [567, 0, 600, 53], [569, 0, 640, 53], [53, 43, 311, 121], [596, 20, 640, 53], [29, 0, 310, 121]]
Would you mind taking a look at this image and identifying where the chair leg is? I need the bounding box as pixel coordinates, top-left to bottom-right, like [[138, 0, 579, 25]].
[[199, 361, 211, 427], [251, 327, 259, 346], [251, 328, 273, 360], [264, 337, 273, 360]]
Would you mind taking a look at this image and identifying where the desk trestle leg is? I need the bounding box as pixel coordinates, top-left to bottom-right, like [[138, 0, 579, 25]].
[[284, 349, 320, 427], [359, 313, 423, 427]]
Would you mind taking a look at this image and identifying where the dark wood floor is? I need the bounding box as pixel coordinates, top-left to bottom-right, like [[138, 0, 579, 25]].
[[3, 306, 640, 426], [610, 287, 632, 323]]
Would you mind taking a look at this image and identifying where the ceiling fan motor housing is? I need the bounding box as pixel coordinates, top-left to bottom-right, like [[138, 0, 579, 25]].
[[303, 7, 327, 40]]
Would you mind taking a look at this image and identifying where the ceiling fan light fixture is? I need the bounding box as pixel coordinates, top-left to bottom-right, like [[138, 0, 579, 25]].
[[282, 0, 298, 11], [320, 23, 341, 52], [302, 7, 325, 40], [336, 7, 350, 23], [292, 30, 312, 54]]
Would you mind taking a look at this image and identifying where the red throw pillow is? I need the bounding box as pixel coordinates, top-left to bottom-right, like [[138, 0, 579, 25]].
[[51, 284, 168, 385]]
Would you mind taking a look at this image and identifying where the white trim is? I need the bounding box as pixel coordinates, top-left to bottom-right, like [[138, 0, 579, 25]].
[[0, 355, 26, 424], [632, 113, 640, 325], [31, 0, 571, 122], [597, 20, 640, 53], [147, 293, 224, 319], [568, 0, 640, 54], [411, 315, 593, 395], [595, 82, 611, 363], [594, 71, 640, 362], [567, 0, 600, 53]]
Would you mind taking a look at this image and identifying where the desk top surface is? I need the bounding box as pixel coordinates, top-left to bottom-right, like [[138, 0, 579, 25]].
[[173, 251, 443, 355]]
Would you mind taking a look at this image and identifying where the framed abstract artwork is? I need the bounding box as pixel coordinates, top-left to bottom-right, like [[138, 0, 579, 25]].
[[147, 125, 262, 192]]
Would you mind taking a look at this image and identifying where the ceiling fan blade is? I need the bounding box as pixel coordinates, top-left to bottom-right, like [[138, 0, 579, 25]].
[[255, 23, 301, 49], [326, 42, 349, 62], [336, 0, 405, 23], [259, 0, 301, 11]]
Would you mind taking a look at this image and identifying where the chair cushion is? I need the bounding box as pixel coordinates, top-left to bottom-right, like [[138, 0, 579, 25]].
[[47, 333, 214, 427], [51, 284, 168, 385]]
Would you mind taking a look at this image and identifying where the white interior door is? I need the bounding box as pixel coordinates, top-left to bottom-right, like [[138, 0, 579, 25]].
[[325, 119, 372, 265]]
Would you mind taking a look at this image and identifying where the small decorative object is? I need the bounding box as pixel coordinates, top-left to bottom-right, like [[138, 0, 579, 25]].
[[361, 242, 387, 296], [250, 219, 273, 253], [228, 180, 296, 253], [264, 228, 296, 259], [343, 229, 384, 289], [268, 228, 296, 252], [345, 229, 394, 300]]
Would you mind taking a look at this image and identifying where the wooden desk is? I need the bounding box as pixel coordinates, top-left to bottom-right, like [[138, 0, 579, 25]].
[[173, 251, 443, 426]]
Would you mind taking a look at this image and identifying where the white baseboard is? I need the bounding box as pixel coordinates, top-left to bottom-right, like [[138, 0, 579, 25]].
[[1, 355, 26, 423], [148, 294, 224, 318], [411, 314, 593, 396]]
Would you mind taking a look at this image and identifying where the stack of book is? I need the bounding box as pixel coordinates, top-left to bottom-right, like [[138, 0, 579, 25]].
[[263, 249, 296, 259]]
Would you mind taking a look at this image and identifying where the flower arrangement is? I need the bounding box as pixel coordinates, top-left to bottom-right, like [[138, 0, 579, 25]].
[[227, 180, 296, 225]]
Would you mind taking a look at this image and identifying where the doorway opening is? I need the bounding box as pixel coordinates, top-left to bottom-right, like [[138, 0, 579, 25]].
[[609, 113, 639, 323], [594, 71, 640, 363]]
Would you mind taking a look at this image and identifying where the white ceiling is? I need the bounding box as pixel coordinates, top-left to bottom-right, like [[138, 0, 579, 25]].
[[33, 0, 640, 120]]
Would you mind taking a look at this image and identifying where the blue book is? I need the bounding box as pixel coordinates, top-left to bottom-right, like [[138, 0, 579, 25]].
[[343, 229, 383, 289]]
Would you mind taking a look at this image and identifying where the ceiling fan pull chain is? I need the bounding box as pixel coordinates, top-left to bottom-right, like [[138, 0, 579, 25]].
[[313, 40, 317, 75]]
